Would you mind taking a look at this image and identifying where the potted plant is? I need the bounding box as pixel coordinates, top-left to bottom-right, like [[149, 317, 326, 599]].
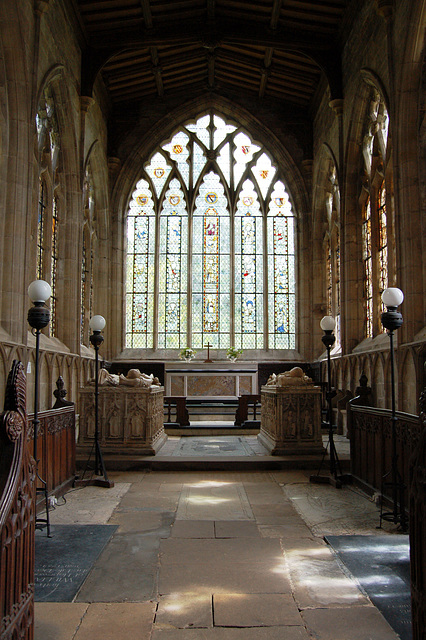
[[226, 347, 243, 362], [180, 347, 196, 362]]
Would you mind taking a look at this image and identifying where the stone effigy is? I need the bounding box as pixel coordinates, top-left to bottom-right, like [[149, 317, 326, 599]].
[[79, 368, 166, 456], [95, 367, 161, 388], [259, 367, 323, 455], [266, 366, 313, 387]]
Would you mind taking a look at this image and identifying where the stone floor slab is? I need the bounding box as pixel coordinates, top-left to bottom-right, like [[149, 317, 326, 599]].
[[50, 484, 131, 525], [151, 627, 310, 639], [213, 593, 303, 627], [301, 605, 400, 639], [171, 521, 215, 538], [285, 548, 370, 608], [258, 524, 314, 539], [176, 482, 254, 521], [35, 603, 89, 640], [76, 532, 160, 602], [155, 593, 213, 628], [159, 561, 291, 595], [74, 602, 156, 640], [160, 537, 283, 565], [214, 521, 260, 538]]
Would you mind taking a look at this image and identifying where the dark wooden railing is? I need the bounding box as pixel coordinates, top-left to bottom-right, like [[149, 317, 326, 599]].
[[28, 406, 75, 503], [347, 403, 421, 510], [0, 361, 35, 640]]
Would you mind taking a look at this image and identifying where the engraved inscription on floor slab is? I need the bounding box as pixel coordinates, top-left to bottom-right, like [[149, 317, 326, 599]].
[[176, 480, 254, 520], [172, 436, 253, 457], [283, 483, 392, 536]]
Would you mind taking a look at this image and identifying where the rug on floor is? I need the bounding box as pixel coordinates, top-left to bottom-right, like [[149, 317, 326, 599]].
[[325, 534, 411, 640], [35, 524, 118, 602]]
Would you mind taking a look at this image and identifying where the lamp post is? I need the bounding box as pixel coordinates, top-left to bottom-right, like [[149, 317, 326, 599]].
[[310, 315, 349, 488], [76, 315, 113, 488], [27, 279, 52, 535], [379, 287, 407, 530]]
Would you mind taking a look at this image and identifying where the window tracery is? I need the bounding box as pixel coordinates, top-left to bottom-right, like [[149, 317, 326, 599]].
[[126, 112, 296, 352]]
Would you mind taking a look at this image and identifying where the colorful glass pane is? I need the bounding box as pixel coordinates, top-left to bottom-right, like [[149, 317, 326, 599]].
[[162, 131, 190, 188], [267, 181, 295, 349], [37, 178, 46, 279], [145, 152, 172, 197], [235, 180, 263, 346], [326, 237, 332, 316], [159, 178, 188, 348], [126, 180, 155, 348], [378, 183, 388, 297], [252, 153, 276, 198], [192, 171, 230, 348], [362, 199, 373, 337], [126, 112, 297, 352], [50, 195, 59, 336], [233, 132, 260, 186]]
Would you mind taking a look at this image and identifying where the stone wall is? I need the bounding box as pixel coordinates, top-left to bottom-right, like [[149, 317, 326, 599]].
[[0, 0, 423, 417]]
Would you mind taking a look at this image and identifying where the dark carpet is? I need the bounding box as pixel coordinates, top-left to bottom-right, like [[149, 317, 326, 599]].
[[325, 534, 411, 640], [35, 524, 118, 602]]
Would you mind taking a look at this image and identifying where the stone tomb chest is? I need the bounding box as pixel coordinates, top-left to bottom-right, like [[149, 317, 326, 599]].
[[79, 384, 166, 455], [259, 368, 324, 455]]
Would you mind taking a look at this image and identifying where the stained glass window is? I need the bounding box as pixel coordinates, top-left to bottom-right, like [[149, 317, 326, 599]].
[[235, 179, 263, 348], [81, 235, 87, 344], [267, 181, 295, 349], [192, 171, 230, 349], [37, 178, 46, 279], [50, 195, 59, 336], [378, 182, 388, 297], [362, 198, 373, 338], [126, 178, 156, 348], [361, 84, 393, 339], [126, 112, 296, 352], [158, 179, 188, 348], [326, 237, 332, 316]]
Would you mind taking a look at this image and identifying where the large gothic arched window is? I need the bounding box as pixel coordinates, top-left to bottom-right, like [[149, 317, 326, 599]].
[[126, 112, 296, 353], [360, 86, 394, 337], [36, 85, 61, 337]]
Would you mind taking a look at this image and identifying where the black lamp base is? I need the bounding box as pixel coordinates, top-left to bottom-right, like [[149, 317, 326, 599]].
[[74, 475, 115, 489]]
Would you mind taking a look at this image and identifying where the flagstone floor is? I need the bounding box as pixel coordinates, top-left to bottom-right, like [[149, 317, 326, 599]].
[[35, 443, 404, 640]]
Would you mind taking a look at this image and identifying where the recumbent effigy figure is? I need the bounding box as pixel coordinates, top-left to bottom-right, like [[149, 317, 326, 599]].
[[96, 368, 161, 388], [266, 366, 313, 387]]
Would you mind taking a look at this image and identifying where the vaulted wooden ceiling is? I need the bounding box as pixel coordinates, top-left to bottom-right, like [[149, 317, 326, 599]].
[[73, 0, 350, 111]]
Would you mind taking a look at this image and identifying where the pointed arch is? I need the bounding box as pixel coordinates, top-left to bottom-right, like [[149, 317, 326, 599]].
[[123, 110, 298, 354]]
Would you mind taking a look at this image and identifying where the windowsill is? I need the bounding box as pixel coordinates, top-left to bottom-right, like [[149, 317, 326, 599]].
[[114, 348, 305, 362], [27, 331, 71, 353], [352, 332, 391, 353]]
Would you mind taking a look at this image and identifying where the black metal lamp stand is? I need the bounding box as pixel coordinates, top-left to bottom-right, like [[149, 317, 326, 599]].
[[28, 280, 52, 536], [75, 316, 114, 488], [310, 317, 351, 489], [378, 289, 407, 531]]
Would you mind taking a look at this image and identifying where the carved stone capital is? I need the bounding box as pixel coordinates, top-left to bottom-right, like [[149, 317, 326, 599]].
[[81, 96, 95, 114], [329, 98, 344, 117], [376, 0, 393, 19], [108, 157, 121, 177], [35, 0, 50, 17]]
